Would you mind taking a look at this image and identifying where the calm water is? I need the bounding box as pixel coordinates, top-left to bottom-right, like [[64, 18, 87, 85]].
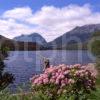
[[4, 50, 95, 91]]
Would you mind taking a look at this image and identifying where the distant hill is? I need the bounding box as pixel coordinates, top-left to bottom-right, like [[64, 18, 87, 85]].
[[14, 33, 47, 45], [0, 35, 42, 51], [48, 24, 100, 50]]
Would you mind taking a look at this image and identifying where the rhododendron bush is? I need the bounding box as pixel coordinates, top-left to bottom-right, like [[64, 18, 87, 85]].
[[31, 64, 97, 100]]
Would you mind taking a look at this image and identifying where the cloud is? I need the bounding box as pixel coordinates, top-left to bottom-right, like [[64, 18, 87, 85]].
[[3, 7, 32, 20], [1, 4, 100, 42]]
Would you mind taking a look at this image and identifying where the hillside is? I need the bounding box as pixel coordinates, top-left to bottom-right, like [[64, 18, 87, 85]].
[[0, 35, 42, 51], [48, 24, 100, 50]]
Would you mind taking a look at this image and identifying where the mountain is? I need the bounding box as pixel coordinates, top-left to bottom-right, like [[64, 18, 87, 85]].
[[1, 24, 100, 51], [14, 33, 47, 45], [48, 24, 100, 49], [0, 35, 42, 51]]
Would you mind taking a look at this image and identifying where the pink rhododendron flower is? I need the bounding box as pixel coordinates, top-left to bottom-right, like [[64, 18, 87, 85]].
[[43, 78, 49, 84], [61, 83, 66, 87], [50, 78, 55, 83], [31, 63, 97, 97]]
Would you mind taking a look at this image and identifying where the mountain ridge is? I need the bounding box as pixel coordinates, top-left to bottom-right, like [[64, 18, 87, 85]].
[[48, 24, 100, 49], [0, 23, 100, 50], [14, 33, 47, 45]]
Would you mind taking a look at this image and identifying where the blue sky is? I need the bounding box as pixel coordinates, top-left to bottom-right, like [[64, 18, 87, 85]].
[[0, 0, 100, 41], [0, 0, 100, 12]]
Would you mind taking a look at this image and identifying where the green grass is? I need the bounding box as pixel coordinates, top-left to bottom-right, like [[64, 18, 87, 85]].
[[89, 68, 100, 100], [89, 88, 100, 100], [0, 92, 35, 100], [0, 86, 100, 100]]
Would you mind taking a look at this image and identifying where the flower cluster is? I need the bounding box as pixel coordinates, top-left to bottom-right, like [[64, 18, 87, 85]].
[[31, 64, 96, 99]]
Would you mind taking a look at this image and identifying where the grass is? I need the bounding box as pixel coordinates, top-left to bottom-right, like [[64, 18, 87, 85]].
[[89, 88, 100, 100], [89, 77, 100, 100], [0, 81, 100, 100], [0, 89, 100, 100], [0, 92, 35, 100], [89, 67, 100, 100]]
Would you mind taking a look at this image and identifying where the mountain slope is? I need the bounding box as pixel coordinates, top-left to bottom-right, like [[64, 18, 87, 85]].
[[0, 35, 42, 51], [48, 24, 100, 49], [14, 33, 47, 45]]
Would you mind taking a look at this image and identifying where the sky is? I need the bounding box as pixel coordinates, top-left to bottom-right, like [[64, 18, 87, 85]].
[[0, 0, 100, 42]]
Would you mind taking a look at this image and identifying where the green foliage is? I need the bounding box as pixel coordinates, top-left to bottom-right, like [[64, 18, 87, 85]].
[[33, 83, 92, 100], [91, 31, 100, 57], [92, 31, 100, 37], [91, 40, 100, 57], [0, 89, 99, 100], [88, 88, 100, 100], [91, 31, 100, 77], [0, 46, 9, 58], [0, 83, 99, 100], [0, 46, 14, 91]]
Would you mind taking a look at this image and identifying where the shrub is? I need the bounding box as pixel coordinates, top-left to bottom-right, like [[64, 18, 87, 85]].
[[31, 64, 96, 100], [91, 31, 100, 67], [0, 47, 14, 91]]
